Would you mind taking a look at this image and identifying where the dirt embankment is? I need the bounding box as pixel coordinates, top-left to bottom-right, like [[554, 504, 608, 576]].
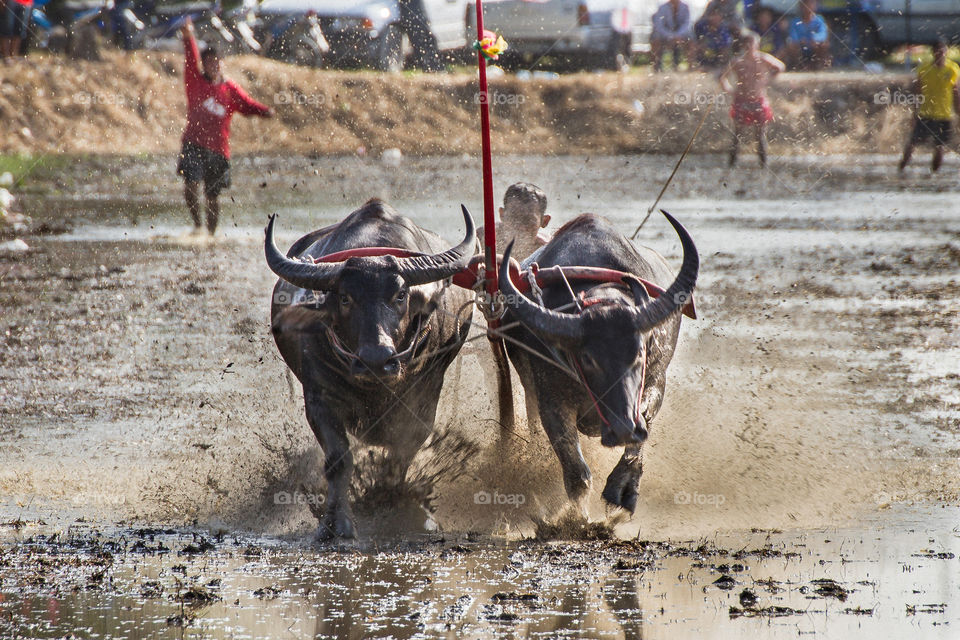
[[5, 51, 916, 156]]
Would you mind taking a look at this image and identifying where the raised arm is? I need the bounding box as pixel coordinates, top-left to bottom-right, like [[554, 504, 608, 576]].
[[181, 17, 202, 87]]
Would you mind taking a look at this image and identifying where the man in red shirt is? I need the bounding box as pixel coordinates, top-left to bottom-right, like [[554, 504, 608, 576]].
[[178, 17, 273, 235]]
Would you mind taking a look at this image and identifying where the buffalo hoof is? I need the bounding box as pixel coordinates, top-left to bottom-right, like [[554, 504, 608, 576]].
[[562, 468, 592, 506], [316, 511, 357, 541], [601, 460, 643, 513]]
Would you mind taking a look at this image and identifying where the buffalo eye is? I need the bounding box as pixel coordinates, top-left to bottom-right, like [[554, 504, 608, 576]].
[[395, 289, 406, 303], [339, 293, 350, 306]]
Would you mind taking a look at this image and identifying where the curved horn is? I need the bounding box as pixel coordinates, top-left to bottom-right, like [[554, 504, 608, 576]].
[[630, 210, 699, 332], [395, 205, 477, 286], [264, 214, 343, 291], [499, 240, 584, 345]]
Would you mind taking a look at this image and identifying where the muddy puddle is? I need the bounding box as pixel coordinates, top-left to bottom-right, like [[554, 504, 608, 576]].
[[1, 504, 958, 639], [2, 154, 959, 637]]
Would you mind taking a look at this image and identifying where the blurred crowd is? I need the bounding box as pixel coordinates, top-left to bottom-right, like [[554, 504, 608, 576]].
[[651, 0, 831, 72], [4, 0, 834, 69], [1, 0, 34, 59]]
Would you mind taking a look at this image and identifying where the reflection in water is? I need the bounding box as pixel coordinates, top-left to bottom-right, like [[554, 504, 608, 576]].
[[1, 506, 958, 639]]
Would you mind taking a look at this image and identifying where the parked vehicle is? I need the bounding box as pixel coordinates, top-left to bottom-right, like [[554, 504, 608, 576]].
[[23, 0, 57, 53], [62, 0, 144, 59], [759, 0, 960, 60], [255, 0, 469, 71], [129, 1, 257, 54], [252, 5, 329, 67], [467, 0, 709, 71]]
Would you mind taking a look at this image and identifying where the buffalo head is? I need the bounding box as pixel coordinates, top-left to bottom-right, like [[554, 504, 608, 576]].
[[265, 206, 476, 384], [499, 211, 699, 446]]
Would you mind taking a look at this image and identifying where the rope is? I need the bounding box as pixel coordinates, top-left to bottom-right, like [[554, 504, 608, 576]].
[[472, 266, 506, 323], [525, 268, 544, 305], [629, 101, 714, 240]]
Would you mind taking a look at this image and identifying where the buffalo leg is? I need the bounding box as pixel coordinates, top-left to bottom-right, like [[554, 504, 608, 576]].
[[539, 401, 592, 511], [304, 391, 356, 540], [601, 444, 643, 512]]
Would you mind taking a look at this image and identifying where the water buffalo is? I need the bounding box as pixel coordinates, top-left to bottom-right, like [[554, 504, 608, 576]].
[[498, 211, 698, 516], [264, 199, 476, 539]]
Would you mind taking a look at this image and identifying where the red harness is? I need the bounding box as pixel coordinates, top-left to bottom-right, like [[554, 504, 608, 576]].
[[308, 247, 680, 431], [313, 247, 423, 263], [453, 255, 696, 319], [311, 249, 696, 321]]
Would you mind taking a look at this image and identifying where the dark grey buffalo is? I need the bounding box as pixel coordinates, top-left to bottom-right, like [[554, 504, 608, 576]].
[[498, 211, 698, 516], [264, 199, 476, 539]]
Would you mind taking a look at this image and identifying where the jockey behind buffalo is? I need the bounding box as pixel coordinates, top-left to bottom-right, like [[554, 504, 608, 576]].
[[264, 199, 476, 539], [498, 211, 699, 516]]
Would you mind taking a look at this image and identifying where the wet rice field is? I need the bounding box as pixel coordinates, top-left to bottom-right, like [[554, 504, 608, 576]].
[[1, 153, 958, 638]]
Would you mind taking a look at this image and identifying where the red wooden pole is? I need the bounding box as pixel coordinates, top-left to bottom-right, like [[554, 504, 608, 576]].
[[474, 0, 498, 304]]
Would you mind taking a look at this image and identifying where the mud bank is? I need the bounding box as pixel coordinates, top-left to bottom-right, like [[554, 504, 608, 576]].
[[3, 52, 920, 156]]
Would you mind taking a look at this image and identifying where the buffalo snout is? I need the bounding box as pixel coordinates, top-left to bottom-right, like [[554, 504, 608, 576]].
[[352, 344, 401, 379], [600, 415, 648, 448]]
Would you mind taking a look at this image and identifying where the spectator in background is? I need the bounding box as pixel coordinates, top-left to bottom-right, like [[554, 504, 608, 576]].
[[650, 0, 695, 72], [783, 0, 831, 70], [695, 8, 734, 69], [752, 6, 786, 57], [702, 0, 745, 30], [110, 0, 137, 51], [1, 0, 32, 59], [399, 0, 443, 72], [899, 40, 960, 173]]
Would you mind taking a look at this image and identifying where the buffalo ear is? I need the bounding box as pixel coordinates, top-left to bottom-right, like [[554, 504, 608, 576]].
[[407, 280, 446, 317], [622, 275, 651, 307]]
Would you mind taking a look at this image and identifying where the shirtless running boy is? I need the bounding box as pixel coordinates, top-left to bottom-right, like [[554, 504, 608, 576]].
[[720, 31, 785, 167]]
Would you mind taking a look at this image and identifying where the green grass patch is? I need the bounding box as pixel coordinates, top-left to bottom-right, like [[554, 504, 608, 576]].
[[0, 154, 72, 188]]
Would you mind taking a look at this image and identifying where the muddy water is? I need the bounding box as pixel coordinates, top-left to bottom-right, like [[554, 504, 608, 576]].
[[1, 505, 958, 639], [2, 154, 959, 637]]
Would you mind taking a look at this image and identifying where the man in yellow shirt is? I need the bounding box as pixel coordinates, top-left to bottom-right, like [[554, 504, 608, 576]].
[[899, 40, 960, 173]]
